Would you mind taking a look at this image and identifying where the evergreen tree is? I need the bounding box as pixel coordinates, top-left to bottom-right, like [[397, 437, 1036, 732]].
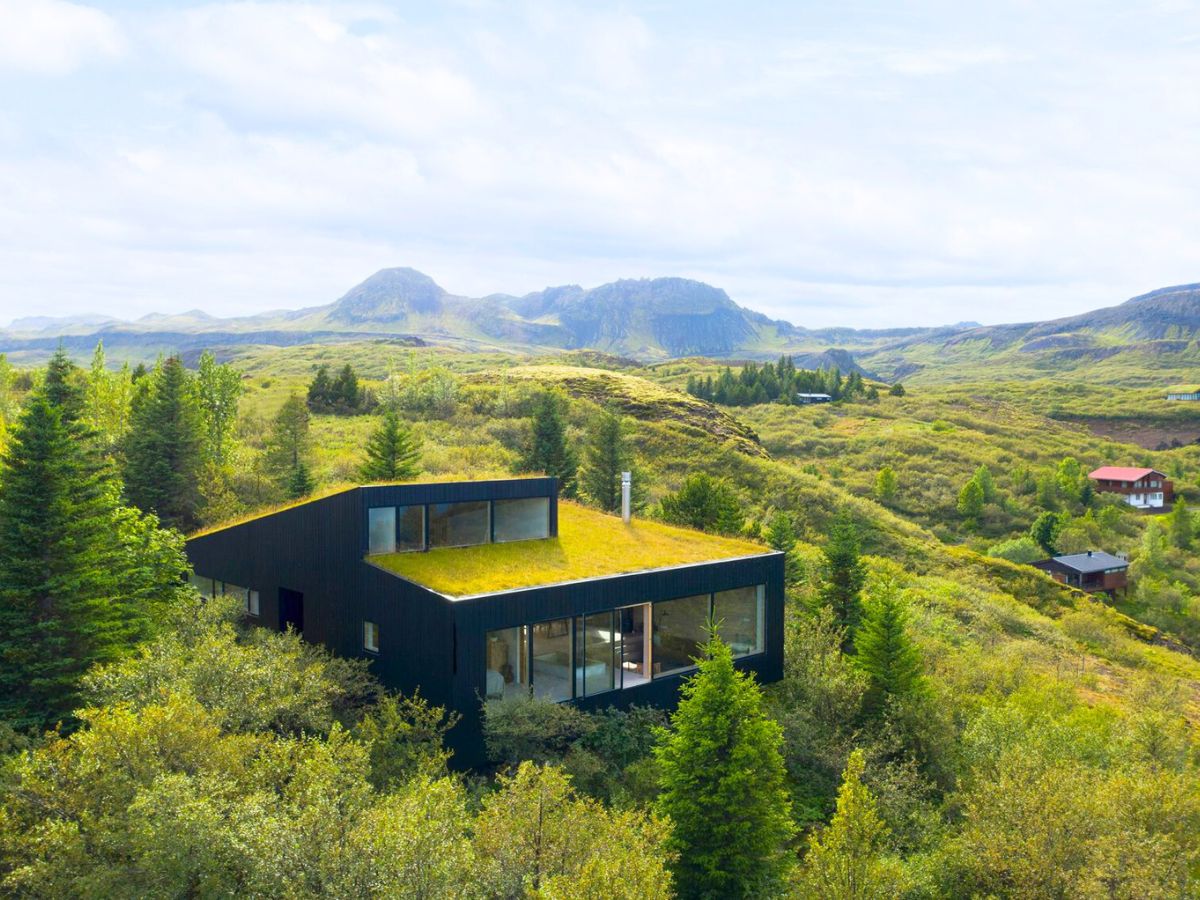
[[0, 383, 187, 728], [794, 750, 905, 899], [307, 364, 333, 410], [265, 393, 312, 487], [656, 637, 794, 898], [124, 356, 205, 531], [333, 364, 362, 411], [1030, 510, 1064, 555], [765, 510, 797, 553], [358, 408, 422, 482], [196, 350, 243, 466], [888, 382, 905, 397], [659, 473, 742, 535], [578, 406, 640, 513], [819, 514, 867, 650], [286, 460, 315, 500], [1169, 499, 1193, 549], [874, 466, 898, 503], [519, 390, 578, 496], [854, 580, 923, 714], [43, 346, 86, 424], [84, 341, 133, 451], [957, 477, 985, 527]]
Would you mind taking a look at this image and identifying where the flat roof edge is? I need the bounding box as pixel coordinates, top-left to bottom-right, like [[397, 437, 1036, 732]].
[[374, 550, 783, 601]]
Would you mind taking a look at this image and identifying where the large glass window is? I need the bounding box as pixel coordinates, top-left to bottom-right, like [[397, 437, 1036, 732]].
[[715, 585, 765, 657], [653, 594, 711, 676], [619, 604, 652, 688], [575, 611, 618, 697], [188, 572, 215, 597], [367, 506, 396, 555], [494, 497, 551, 543], [396, 505, 425, 551], [531, 618, 573, 701], [428, 501, 490, 548], [486, 626, 529, 700]]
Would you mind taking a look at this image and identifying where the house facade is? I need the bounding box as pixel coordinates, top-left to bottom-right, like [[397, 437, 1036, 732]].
[[184, 478, 784, 766], [1087, 466, 1174, 510], [1033, 551, 1128, 595]]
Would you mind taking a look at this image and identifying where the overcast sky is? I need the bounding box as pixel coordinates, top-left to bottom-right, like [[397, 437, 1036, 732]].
[[1, 0, 1198, 328]]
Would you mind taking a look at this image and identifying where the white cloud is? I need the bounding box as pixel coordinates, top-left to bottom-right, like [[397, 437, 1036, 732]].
[[0, 0, 123, 74]]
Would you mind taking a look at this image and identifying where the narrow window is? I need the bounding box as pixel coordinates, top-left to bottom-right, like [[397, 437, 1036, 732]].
[[363, 621, 380, 653], [247, 590, 260, 617], [485, 625, 529, 700], [530, 617, 573, 701], [367, 507, 397, 555]]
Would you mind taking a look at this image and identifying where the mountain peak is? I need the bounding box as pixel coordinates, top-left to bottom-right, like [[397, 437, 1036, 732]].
[[327, 267, 447, 324]]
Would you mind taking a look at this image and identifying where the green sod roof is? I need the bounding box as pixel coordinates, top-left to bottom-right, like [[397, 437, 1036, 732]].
[[371, 501, 770, 597]]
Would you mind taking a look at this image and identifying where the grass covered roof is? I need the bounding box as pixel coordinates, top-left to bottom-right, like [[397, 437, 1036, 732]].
[[371, 501, 770, 597]]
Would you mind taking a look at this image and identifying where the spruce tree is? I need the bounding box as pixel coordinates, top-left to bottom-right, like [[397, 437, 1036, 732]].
[[286, 460, 316, 500], [0, 387, 186, 728], [359, 408, 421, 482], [854, 581, 923, 714], [519, 390, 577, 496], [655, 637, 794, 898], [43, 346, 86, 424], [265, 393, 311, 477], [124, 356, 205, 531], [659, 473, 742, 535], [819, 513, 867, 650], [578, 406, 639, 513]]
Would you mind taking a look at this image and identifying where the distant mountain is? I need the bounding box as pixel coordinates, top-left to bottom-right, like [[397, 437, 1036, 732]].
[[14, 268, 1199, 382]]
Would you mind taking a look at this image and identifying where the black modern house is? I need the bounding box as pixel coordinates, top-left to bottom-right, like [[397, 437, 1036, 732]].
[[184, 477, 785, 765]]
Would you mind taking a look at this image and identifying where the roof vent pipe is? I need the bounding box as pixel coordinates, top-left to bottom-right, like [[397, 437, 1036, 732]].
[[622, 472, 632, 524]]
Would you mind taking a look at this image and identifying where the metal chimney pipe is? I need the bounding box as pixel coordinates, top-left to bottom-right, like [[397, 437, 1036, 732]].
[[621, 471, 632, 524]]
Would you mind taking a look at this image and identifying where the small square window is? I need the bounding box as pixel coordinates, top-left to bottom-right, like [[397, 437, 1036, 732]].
[[247, 590, 260, 617], [363, 621, 380, 654]]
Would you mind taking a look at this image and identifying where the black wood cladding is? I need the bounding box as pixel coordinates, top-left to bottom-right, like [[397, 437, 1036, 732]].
[[185, 478, 783, 767]]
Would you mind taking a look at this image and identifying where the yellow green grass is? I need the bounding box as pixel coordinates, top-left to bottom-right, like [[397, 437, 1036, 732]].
[[372, 501, 770, 596]]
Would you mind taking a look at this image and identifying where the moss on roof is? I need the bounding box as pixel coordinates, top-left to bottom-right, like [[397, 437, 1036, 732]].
[[371, 501, 770, 596]]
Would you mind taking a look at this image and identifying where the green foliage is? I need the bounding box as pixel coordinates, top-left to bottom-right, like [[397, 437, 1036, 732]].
[[986, 535, 1043, 564], [888, 382, 906, 397], [819, 514, 867, 647], [84, 341, 133, 451], [655, 637, 794, 898], [358, 407, 422, 482], [688, 356, 867, 406], [793, 750, 906, 899], [853, 580, 923, 714], [474, 761, 675, 899], [972, 463, 995, 503], [519, 389, 578, 495], [483, 692, 597, 766], [123, 355, 206, 530], [578, 405, 642, 513], [956, 476, 984, 526], [0, 372, 188, 730], [286, 459, 316, 499], [264, 393, 311, 494], [1169, 498, 1193, 549], [766, 510, 798, 553], [1029, 509, 1064, 554], [873, 466, 898, 503], [307, 363, 373, 414], [196, 349, 243, 466], [659, 472, 743, 535]]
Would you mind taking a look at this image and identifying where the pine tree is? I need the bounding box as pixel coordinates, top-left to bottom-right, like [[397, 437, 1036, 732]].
[[286, 460, 315, 500], [265, 393, 311, 479], [519, 391, 577, 496], [124, 356, 205, 531], [765, 510, 797, 553], [307, 364, 333, 411], [659, 473, 742, 535], [578, 406, 639, 513], [819, 514, 866, 650], [0, 385, 186, 728], [655, 637, 794, 898], [43, 346, 86, 424], [359, 408, 422, 482], [794, 750, 904, 899], [196, 350, 243, 466], [854, 581, 923, 714]]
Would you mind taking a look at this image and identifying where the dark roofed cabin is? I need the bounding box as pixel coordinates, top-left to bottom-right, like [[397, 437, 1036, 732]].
[[184, 477, 784, 767], [1032, 550, 1128, 596]]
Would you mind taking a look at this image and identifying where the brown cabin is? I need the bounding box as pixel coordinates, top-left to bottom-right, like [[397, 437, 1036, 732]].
[[1033, 550, 1128, 596]]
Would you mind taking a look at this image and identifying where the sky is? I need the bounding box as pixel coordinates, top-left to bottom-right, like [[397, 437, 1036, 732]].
[[1, 0, 1199, 329]]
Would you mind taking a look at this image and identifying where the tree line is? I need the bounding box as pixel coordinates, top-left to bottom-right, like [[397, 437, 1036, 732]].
[[686, 356, 887, 406]]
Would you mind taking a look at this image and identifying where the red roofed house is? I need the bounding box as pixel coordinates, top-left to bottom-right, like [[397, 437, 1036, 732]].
[[1088, 466, 1173, 510]]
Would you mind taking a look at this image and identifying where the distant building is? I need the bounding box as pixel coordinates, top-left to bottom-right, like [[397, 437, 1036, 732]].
[[1167, 385, 1200, 401], [796, 393, 833, 404], [1088, 466, 1173, 510], [1033, 551, 1128, 596]]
